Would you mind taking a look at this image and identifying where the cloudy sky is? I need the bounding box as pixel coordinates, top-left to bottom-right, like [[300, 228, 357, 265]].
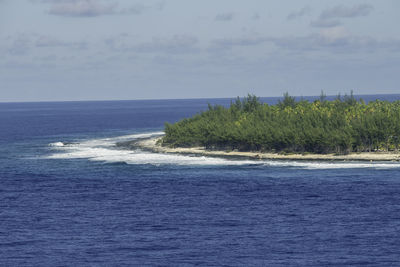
[[0, 0, 399, 102]]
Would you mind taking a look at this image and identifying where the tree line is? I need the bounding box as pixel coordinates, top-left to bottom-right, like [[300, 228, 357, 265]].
[[161, 93, 400, 154]]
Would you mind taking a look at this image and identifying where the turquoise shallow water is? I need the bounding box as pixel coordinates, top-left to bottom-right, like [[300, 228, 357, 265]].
[[1, 96, 400, 266]]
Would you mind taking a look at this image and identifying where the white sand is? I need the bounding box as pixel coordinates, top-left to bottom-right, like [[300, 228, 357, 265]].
[[131, 136, 400, 162]]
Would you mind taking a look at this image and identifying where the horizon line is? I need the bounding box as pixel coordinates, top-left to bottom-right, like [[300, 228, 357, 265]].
[[1, 93, 400, 104]]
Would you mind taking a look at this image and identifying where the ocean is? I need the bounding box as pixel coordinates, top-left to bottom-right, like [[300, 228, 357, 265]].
[[1, 96, 400, 266]]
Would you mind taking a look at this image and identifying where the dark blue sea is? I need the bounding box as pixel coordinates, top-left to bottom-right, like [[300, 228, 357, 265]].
[[2, 95, 400, 266]]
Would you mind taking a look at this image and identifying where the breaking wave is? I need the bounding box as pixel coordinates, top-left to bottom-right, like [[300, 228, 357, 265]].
[[49, 142, 65, 147], [45, 132, 400, 169]]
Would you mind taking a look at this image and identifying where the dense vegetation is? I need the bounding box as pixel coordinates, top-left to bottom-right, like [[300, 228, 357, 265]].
[[162, 93, 400, 154]]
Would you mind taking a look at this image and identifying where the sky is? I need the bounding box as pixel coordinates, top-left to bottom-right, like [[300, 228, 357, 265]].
[[0, 0, 399, 102]]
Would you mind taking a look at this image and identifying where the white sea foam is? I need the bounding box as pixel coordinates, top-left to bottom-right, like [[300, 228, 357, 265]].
[[46, 137, 259, 166], [49, 142, 65, 147], [264, 160, 399, 170], [45, 131, 400, 169]]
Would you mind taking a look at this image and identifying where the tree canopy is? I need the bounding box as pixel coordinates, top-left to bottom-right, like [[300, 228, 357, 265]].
[[162, 93, 400, 154]]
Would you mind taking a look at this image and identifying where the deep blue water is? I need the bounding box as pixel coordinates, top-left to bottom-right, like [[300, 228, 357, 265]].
[[1, 96, 400, 266]]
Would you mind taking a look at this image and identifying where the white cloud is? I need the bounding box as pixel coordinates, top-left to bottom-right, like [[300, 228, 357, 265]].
[[211, 36, 267, 50], [319, 26, 349, 42], [105, 34, 199, 54], [215, 12, 234, 22], [310, 19, 341, 28], [287, 6, 311, 20], [48, 0, 118, 17], [311, 4, 373, 28], [135, 35, 199, 54], [321, 4, 373, 19], [267, 30, 400, 55], [35, 35, 87, 49], [37, 0, 164, 17], [207, 28, 400, 56], [7, 34, 31, 55]]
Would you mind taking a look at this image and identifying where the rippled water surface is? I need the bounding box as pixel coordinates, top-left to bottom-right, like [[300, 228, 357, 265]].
[[1, 97, 400, 266]]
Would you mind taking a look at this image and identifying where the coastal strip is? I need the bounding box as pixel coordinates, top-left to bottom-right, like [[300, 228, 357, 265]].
[[118, 136, 400, 162]]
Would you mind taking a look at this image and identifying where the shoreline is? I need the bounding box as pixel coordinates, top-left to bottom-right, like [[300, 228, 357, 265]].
[[119, 136, 400, 162]]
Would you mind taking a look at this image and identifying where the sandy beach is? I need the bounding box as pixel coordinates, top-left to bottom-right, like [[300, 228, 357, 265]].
[[120, 136, 400, 162]]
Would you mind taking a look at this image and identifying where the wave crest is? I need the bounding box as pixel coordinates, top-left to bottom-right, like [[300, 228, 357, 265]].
[[49, 142, 64, 147], [45, 132, 400, 169]]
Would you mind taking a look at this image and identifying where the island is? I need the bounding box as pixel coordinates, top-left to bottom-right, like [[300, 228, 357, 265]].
[[121, 93, 400, 162]]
